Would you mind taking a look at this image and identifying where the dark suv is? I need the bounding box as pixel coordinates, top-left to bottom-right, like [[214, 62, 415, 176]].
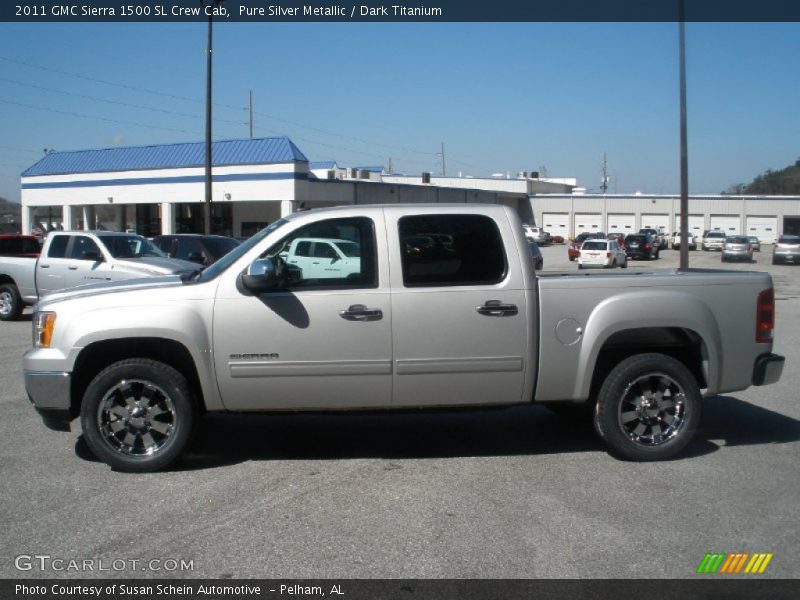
[[624, 233, 659, 260], [153, 234, 240, 267]]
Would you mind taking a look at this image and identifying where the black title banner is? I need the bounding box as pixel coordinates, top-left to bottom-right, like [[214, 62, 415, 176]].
[[4, 0, 800, 22], [4, 579, 800, 600]]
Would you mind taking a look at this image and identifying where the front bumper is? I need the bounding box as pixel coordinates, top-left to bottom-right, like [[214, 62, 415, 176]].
[[752, 353, 785, 386], [25, 370, 72, 431]]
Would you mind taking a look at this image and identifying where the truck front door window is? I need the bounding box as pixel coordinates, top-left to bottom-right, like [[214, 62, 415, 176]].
[[265, 217, 376, 289]]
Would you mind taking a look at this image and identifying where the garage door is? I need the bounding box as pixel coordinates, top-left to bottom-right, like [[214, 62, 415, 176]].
[[641, 214, 669, 232], [541, 213, 569, 238], [673, 214, 704, 236], [745, 216, 778, 244], [709, 215, 741, 235], [607, 213, 636, 235], [574, 213, 602, 236]]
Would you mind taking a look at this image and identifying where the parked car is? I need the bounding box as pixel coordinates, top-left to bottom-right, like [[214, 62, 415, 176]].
[[639, 228, 667, 250], [702, 230, 727, 251], [0, 234, 41, 257], [772, 235, 800, 265], [522, 225, 551, 245], [606, 233, 626, 250], [528, 240, 543, 270], [23, 203, 784, 471], [671, 231, 698, 251], [624, 233, 659, 260], [578, 239, 627, 269], [153, 234, 241, 267], [747, 236, 761, 252], [721, 236, 754, 262], [0, 231, 198, 321], [568, 232, 605, 261]]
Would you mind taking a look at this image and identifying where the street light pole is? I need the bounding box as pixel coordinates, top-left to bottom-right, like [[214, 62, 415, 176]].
[[202, 0, 222, 235], [678, 1, 689, 270]]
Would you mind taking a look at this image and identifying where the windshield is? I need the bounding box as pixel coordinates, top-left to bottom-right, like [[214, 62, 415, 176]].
[[98, 235, 166, 258], [203, 237, 240, 259], [193, 219, 290, 282], [707, 232, 726, 238], [778, 235, 800, 244]]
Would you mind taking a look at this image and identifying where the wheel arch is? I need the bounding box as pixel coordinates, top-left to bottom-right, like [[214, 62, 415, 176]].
[[70, 338, 207, 419], [575, 292, 722, 400]]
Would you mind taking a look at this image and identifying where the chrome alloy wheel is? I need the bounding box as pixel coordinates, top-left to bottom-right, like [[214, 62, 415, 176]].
[[97, 379, 176, 456], [617, 373, 687, 446], [0, 291, 12, 316]]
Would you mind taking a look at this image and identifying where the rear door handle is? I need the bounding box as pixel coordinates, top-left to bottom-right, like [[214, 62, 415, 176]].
[[339, 304, 383, 321], [39, 264, 49, 269], [68, 266, 78, 270], [476, 300, 518, 317]]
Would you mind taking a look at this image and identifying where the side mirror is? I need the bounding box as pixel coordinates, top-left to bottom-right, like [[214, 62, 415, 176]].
[[241, 258, 279, 293]]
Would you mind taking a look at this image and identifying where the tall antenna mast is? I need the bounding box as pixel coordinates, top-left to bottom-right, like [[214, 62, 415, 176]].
[[601, 152, 609, 193]]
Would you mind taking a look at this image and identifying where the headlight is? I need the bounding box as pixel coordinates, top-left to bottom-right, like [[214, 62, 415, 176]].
[[33, 311, 57, 348]]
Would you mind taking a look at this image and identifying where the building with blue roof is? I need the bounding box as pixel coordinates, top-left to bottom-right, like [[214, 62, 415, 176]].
[[20, 136, 561, 237]]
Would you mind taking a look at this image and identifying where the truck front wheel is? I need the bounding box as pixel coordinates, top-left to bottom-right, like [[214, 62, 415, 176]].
[[80, 359, 197, 472], [593, 353, 701, 461], [0, 283, 23, 321]]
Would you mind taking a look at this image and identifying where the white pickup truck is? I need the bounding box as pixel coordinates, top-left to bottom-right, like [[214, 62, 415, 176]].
[[22, 204, 784, 471], [0, 230, 198, 321]]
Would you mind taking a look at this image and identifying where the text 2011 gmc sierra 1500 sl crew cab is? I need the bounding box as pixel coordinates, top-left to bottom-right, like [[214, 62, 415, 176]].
[[23, 205, 785, 471], [0, 230, 198, 321]]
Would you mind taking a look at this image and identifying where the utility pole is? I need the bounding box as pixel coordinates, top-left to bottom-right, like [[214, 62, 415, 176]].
[[388, 157, 392, 174], [678, 0, 689, 270], [601, 152, 609, 194], [202, 0, 222, 235], [439, 142, 446, 177], [249, 90, 253, 139]]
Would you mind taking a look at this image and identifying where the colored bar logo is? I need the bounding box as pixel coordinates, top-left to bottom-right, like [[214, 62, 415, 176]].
[[696, 552, 773, 574]]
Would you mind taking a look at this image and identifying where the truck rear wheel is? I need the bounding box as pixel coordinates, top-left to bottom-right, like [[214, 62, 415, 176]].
[[0, 283, 23, 321], [80, 359, 197, 472], [593, 353, 701, 461]]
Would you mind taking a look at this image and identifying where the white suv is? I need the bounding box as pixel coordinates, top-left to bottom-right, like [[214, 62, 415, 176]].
[[522, 225, 551, 245], [702, 231, 727, 251]]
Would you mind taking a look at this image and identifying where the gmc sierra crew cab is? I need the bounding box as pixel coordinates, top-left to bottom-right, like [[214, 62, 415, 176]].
[[0, 230, 198, 321], [23, 204, 785, 471]]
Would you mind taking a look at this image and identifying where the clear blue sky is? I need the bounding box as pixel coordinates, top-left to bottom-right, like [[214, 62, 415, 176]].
[[1, 22, 798, 202]]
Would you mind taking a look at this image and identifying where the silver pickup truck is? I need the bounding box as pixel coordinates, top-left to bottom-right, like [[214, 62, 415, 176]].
[[0, 230, 198, 321], [23, 205, 784, 471]]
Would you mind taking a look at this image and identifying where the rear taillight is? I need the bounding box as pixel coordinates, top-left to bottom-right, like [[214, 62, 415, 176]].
[[645, 243, 652, 249], [756, 288, 775, 343], [606, 252, 611, 258]]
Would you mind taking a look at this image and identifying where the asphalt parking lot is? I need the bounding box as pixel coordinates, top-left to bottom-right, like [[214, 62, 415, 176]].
[[1, 245, 798, 579]]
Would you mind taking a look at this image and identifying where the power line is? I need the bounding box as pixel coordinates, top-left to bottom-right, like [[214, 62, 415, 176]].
[[0, 77, 247, 127], [0, 55, 245, 113], [0, 98, 238, 138], [0, 144, 41, 155]]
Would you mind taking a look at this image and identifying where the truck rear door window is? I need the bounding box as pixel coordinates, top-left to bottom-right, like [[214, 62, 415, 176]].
[[47, 235, 69, 258], [399, 214, 507, 287]]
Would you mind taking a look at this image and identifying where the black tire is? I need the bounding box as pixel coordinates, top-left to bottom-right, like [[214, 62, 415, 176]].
[[593, 353, 701, 461], [80, 359, 197, 472], [0, 283, 23, 321], [578, 264, 583, 270], [569, 256, 575, 262]]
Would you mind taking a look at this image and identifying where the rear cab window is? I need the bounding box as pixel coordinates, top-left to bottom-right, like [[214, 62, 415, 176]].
[[46, 235, 70, 258]]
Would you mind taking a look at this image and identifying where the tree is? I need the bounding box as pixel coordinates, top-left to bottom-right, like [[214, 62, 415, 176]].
[[725, 158, 800, 195]]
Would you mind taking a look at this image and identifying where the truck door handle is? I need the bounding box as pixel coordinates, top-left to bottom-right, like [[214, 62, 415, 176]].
[[476, 300, 518, 317], [68, 266, 78, 270], [339, 304, 383, 321], [39, 264, 49, 269]]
